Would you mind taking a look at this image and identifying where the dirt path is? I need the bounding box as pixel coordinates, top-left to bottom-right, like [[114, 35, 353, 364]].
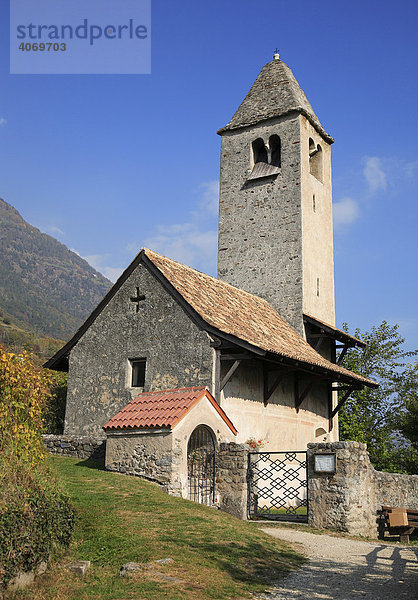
[[254, 527, 418, 599]]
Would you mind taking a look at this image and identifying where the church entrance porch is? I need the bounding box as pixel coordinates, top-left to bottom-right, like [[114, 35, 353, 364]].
[[248, 450, 308, 522], [187, 425, 216, 505]]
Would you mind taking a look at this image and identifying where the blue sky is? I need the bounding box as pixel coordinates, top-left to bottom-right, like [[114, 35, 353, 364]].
[[0, 0, 417, 349]]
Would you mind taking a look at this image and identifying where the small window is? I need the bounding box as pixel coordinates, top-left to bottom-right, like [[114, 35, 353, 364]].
[[316, 278, 320, 297], [312, 194, 316, 212], [130, 359, 146, 387], [252, 137, 268, 164]]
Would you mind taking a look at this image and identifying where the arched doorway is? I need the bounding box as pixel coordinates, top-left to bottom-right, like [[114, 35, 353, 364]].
[[187, 425, 216, 505]]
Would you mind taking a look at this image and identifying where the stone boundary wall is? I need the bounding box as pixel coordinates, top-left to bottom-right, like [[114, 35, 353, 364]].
[[374, 469, 418, 513], [42, 434, 106, 461], [104, 431, 177, 495], [307, 441, 418, 537], [216, 442, 250, 519]]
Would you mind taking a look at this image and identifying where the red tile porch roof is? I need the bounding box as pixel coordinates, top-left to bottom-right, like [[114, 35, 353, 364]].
[[103, 386, 237, 434]]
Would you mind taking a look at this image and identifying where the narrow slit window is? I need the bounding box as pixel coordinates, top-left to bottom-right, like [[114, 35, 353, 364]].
[[309, 138, 323, 182], [269, 134, 281, 167], [313, 194, 316, 212], [130, 359, 146, 387], [316, 278, 320, 297]]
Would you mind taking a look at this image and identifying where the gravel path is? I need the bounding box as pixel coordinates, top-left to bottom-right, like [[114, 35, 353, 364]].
[[254, 526, 418, 600]]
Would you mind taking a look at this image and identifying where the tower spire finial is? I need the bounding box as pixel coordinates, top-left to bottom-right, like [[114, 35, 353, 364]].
[[273, 48, 280, 60]]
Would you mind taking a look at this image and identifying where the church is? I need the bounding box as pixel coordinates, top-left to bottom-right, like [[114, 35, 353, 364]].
[[45, 53, 376, 503]]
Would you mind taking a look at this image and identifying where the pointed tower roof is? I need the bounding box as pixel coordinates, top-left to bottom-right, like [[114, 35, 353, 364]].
[[218, 56, 334, 143]]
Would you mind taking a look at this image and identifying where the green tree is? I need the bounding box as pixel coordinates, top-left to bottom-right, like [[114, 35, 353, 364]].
[[338, 321, 417, 474]]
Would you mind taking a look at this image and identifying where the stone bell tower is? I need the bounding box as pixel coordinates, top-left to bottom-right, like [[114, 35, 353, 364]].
[[217, 53, 335, 337]]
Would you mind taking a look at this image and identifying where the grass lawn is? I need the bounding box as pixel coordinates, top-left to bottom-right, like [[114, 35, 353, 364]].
[[12, 456, 304, 600]]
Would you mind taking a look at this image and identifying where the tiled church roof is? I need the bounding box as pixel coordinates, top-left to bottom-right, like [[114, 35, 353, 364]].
[[144, 250, 375, 387], [44, 248, 376, 388], [103, 386, 237, 433], [218, 58, 334, 143]]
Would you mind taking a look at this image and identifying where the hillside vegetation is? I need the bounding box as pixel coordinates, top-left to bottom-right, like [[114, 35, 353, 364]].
[[11, 456, 304, 600], [0, 198, 111, 344]]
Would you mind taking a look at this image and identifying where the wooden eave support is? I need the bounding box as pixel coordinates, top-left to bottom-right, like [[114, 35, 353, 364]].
[[220, 360, 242, 391], [337, 344, 349, 365], [295, 379, 315, 413], [331, 386, 357, 419], [263, 365, 295, 407], [294, 372, 329, 412]]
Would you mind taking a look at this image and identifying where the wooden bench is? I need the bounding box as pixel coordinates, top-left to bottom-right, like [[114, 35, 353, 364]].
[[380, 506, 418, 543]]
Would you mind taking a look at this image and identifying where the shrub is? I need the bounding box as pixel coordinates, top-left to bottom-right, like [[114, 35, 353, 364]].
[[0, 346, 52, 465], [0, 455, 75, 588], [0, 347, 75, 590]]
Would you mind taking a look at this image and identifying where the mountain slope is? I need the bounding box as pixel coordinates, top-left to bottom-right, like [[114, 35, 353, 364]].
[[0, 198, 112, 340]]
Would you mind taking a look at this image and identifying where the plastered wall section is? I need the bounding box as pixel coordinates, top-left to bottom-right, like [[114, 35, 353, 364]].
[[218, 115, 305, 336], [171, 394, 237, 498], [221, 361, 338, 451], [300, 116, 335, 325], [65, 263, 213, 437]]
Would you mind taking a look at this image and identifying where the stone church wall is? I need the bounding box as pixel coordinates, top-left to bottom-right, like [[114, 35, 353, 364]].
[[65, 263, 213, 437]]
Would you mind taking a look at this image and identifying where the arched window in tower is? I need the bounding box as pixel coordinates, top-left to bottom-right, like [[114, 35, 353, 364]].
[[252, 138, 268, 165], [309, 138, 323, 182], [269, 135, 281, 167]]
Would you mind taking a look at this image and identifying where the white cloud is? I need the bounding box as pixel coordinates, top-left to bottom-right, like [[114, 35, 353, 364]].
[[0, 118, 7, 127], [333, 197, 360, 229], [100, 266, 124, 282], [363, 157, 387, 193], [195, 180, 219, 218], [405, 160, 418, 178], [131, 180, 219, 275], [82, 253, 123, 283], [47, 225, 65, 236], [144, 226, 217, 274]]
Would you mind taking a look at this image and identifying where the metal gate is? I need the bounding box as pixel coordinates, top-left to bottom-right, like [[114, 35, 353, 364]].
[[187, 425, 216, 506], [248, 451, 308, 521]]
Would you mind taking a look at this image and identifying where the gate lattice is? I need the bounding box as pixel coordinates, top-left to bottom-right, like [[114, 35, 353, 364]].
[[187, 425, 216, 506], [248, 451, 308, 521]]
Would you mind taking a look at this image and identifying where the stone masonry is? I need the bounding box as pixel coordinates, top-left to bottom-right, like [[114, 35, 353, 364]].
[[104, 430, 182, 495], [216, 442, 250, 519], [217, 58, 335, 336], [307, 441, 418, 537], [65, 263, 213, 438], [42, 434, 105, 460]]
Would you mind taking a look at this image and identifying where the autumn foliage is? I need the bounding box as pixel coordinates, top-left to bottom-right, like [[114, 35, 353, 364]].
[[0, 346, 52, 465], [0, 346, 74, 590]]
